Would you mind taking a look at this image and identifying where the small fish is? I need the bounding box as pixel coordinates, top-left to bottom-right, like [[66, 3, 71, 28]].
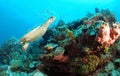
[[20, 16, 56, 50]]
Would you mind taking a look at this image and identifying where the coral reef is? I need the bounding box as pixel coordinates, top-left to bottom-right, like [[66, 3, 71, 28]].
[[38, 8, 120, 76], [0, 36, 43, 73], [0, 36, 22, 64], [0, 8, 120, 76]]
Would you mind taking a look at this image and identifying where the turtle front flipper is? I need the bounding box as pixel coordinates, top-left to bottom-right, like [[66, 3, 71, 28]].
[[22, 42, 29, 51]]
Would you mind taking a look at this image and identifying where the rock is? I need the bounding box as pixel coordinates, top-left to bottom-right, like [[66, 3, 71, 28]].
[[111, 70, 120, 76], [0, 65, 9, 72], [114, 59, 120, 69], [12, 72, 27, 76], [0, 65, 12, 76], [54, 46, 65, 56], [33, 70, 47, 76], [10, 59, 23, 69]]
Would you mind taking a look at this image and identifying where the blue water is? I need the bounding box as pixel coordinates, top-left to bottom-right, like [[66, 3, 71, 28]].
[[0, 0, 120, 45]]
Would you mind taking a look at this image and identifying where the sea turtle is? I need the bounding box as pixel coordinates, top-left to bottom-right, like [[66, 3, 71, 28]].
[[20, 16, 56, 50]]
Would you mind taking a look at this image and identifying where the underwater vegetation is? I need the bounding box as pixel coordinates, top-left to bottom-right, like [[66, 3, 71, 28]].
[[0, 8, 120, 76]]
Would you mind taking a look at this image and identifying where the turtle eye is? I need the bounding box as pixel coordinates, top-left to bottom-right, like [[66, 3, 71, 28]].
[[49, 16, 55, 20], [50, 16, 54, 18]]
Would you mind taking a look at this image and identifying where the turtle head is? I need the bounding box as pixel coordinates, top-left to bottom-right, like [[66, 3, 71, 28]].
[[48, 16, 56, 23]]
